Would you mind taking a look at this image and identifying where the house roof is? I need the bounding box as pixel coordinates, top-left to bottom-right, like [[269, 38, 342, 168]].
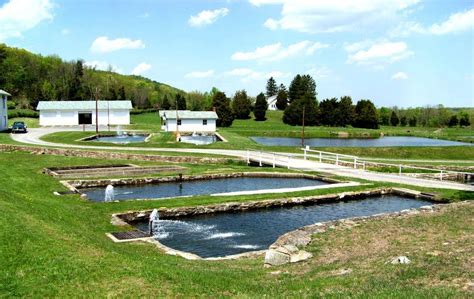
[[37, 101, 133, 110], [0, 89, 11, 96], [159, 110, 218, 120], [267, 95, 277, 104]]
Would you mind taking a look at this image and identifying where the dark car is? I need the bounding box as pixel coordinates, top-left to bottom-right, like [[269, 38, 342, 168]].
[[11, 121, 28, 133]]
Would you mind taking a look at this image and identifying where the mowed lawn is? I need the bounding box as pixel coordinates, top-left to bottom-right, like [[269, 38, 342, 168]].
[[0, 151, 473, 297]]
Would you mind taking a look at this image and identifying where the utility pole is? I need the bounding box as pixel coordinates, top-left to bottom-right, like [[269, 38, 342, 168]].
[[175, 98, 180, 141], [93, 87, 101, 136], [301, 105, 305, 147]]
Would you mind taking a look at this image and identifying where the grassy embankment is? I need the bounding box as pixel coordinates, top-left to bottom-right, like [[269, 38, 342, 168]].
[[0, 151, 473, 297]]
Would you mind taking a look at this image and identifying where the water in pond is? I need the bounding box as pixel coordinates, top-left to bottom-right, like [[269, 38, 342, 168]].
[[90, 134, 147, 144], [134, 195, 433, 258], [180, 135, 218, 145], [251, 136, 472, 147], [81, 177, 327, 202]]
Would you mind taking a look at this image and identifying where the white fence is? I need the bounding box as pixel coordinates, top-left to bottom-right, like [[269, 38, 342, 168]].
[[302, 147, 474, 182]]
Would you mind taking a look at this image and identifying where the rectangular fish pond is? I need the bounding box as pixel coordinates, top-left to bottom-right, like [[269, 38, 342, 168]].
[[251, 136, 472, 147], [130, 192, 435, 258], [75, 173, 335, 202], [82, 133, 150, 144], [179, 133, 221, 145]]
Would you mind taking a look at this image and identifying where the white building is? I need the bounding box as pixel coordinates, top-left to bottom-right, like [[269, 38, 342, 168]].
[[267, 95, 278, 111], [37, 101, 133, 126], [159, 110, 218, 132], [0, 89, 11, 131]]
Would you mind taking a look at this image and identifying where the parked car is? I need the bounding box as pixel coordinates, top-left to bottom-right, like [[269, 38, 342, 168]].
[[11, 121, 28, 133]]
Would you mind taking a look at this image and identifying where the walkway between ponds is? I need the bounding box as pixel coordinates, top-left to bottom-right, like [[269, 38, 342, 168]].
[[9, 127, 474, 192]]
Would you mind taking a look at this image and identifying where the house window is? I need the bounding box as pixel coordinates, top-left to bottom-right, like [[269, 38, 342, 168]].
[[2, 97, 5, 109], [203, 119, 207, 125], [177, 119, 182, 126]]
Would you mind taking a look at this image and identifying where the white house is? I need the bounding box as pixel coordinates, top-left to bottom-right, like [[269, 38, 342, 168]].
[[37, 100, 133, 126], [0, 89, 11, 131], [267, 95, 278, 111], [159, 110, 218, 132]]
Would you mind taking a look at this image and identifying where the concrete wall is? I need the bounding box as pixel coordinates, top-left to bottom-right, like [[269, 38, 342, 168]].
[[39, 109, 130, 126], [163, 118, 216, 132], [0, 95, 8, 131]]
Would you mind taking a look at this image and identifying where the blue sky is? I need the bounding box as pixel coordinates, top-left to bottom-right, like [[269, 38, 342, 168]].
[[0, 0, 473, 107]]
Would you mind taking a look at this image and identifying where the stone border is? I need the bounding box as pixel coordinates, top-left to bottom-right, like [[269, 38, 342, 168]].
[[108, 187, 445, 263], [63, 171, 338, 193], [0, 144, 236, 164], [112, 187, 430, 223]]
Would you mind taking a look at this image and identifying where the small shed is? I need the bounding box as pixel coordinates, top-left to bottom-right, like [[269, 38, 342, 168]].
[[159, 110, 218, 132], [0, 89, 11, 131], [37, 101, 133, 126]]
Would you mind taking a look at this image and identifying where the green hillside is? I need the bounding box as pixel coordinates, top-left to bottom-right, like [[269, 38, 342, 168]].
[[0, 44, 185, 109]]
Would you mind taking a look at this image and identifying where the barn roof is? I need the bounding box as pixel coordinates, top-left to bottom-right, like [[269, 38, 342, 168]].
[[37, 101, 133, 110], [159, 110, 218, 120]]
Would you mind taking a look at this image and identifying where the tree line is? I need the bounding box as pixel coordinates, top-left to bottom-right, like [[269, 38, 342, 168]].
[[0, 44, 183, 110]]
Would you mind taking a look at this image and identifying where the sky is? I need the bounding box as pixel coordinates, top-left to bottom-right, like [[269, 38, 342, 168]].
[[0, 0, 473, 108]]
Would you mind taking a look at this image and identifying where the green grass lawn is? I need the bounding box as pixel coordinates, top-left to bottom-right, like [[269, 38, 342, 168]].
[[0, 151, 473, 297]]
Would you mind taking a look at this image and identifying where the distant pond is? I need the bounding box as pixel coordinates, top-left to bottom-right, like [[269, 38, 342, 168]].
[[250, 136, 472, 147]]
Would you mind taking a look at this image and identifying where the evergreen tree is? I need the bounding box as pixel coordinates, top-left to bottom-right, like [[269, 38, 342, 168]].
[[69, 60, 84, 100], [459, 111, 471, 127], [409, 117, 417, 127], [275, 84, 288, 110], [353, 100, 379, 129], [319, 98, 339, 126], [336, 96, 355, 127], [288, 74, 317, 103], [176, 94, 187, 110], [161, 95, 171, 110], [400, 116, 408, 126], [266, 77, 278, 97], [254, 92, 268, 121], [118, 86, 126, 100], [283, 94, 319, 126], [448, 115, 459, 127], [212, 91, 234, 127], [232, 90, 252, 119], [390, 111, 400, 126], [288, 74, 303, 103]]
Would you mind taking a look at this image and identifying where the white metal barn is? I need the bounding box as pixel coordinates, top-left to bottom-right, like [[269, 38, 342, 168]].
[[159, 110, 218, 132], [267, 95, 278, 111], [0, 89, 11, 131], [37, 101, 133, 126]]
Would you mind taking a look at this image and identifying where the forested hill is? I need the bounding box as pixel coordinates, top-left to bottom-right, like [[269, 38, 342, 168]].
[[0, 44, 185, 109]]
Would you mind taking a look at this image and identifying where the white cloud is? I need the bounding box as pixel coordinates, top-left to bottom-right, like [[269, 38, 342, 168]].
[[0, 0, 54, 41], [391, 72, 408, 80], [84, 61, 123, 74], [346, 41, 413, 65], [185, 70, 215, 78], [131, 63, 151, 75], [188, 8, 229, 27], [231, 41, 328, 62], [429, 9, 474, 35], [392, 9, 474, 37], [225, 68, 291, 82], [250, 0, 420, 33], [90, 36, 145, 53]]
